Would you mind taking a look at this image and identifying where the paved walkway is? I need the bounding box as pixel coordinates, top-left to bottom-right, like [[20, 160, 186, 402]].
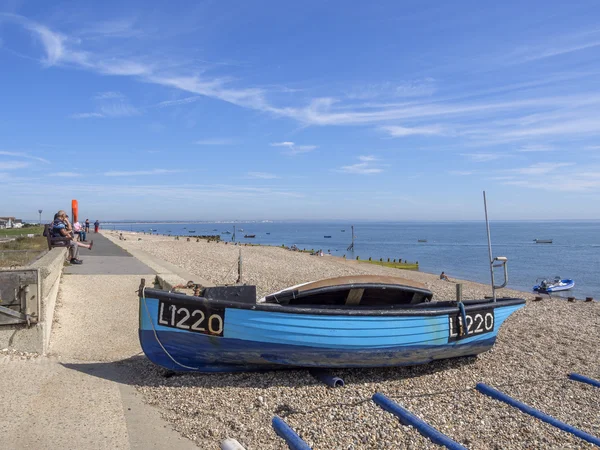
[[64, 233, 154, 275], [0, 233, 198, 449]]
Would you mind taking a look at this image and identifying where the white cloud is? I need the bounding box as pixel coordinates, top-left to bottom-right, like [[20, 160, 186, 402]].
[[510, 162, 574, 175], [0, 161, 30, 170], [157, 96, 202, 108], [358, 155, 377, 162], [517, 144, 555, 152], [98, 102, 140, 117], [461, 153, 504, 162], [247, 172, 280, 179], [70, 112, 105, 119], [381, 125, 444, 137], [270, 141, 317, 155], [270, 142, 295, 148], [448, 170, 474, 176], [195, 138, 236, 145], [93, 91, 124, 100], [0, 151, 49, 163], [338, 155, 384, 175], [103, 169, 182, 177], [55, 172, 83, 177]]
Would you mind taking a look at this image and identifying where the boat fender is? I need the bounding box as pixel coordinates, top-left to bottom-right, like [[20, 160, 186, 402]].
[[476, 383, 600, 446], [569, 373, 600, 388], [457, 302, 468, 336], [372, 393, 467, 450], [272, 416, 312, 450], [309, 369, 345, 388]]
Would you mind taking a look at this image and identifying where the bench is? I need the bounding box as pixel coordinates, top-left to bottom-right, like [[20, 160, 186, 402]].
[[43, 224, 72, 250]]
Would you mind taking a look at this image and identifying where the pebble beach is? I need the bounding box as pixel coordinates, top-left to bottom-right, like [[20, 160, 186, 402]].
[[111, 231, 600, 450]]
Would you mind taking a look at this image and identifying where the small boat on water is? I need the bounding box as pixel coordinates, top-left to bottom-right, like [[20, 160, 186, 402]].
[[213, 229, 218, 231], [138, 275, 525, 372], [266, 232, 271, 235], [222, 231, 231, 235], [418, 239, 427, 243], [244, 234, 256, 238], [534, 239, 553, 244], [239, 228, 244, 232], [533, 277, 574, 293], [324, 235, 332, 238], [341, 230, 346, 232], [188, 230, 196, 233]]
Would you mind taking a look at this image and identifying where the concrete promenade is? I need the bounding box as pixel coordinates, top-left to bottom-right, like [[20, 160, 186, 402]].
[[0, 233, 199, 449]]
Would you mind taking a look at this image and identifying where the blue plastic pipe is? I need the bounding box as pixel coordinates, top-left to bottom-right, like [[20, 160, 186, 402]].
[[372, 393, 467, 450], [309, 369, 345, 388], [272, 416, 312, 450], [569, 373, 600, 388], [476, 383, 600, 446]]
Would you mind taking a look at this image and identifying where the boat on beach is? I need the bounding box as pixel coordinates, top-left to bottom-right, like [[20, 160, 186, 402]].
[[137, 191, 525, 373], [138, 275, 525, 372], [533, 277, 574, 293]]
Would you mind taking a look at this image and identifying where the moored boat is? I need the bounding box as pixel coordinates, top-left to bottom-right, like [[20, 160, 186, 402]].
[[533, 277, 574, 293], [138, 275, 525, 372]]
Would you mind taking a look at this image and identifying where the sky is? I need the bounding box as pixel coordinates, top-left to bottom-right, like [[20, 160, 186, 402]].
[[2, 1, 600, 221]]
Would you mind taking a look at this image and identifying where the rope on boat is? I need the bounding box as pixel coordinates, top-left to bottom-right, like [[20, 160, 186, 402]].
[[457, 302, 468, 336], [142, 288, 203, 371]]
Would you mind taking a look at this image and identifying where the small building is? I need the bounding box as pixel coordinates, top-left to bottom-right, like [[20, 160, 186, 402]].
[[0, 217, 23, 228], [0, 219, 7, 229]]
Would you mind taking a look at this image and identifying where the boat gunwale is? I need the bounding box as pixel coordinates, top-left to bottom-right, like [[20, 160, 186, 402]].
[[141, 287, 526, 317]]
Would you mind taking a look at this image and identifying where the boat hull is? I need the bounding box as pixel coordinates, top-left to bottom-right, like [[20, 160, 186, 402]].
[[533, 279, 574, 293], [139, 293, 524, 372]]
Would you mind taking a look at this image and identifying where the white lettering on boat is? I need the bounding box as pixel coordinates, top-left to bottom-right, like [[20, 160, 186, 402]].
[[157, 300, 225, 337]]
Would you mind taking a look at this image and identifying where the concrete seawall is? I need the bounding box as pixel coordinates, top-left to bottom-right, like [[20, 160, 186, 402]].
[[0, 248, 66, 353]]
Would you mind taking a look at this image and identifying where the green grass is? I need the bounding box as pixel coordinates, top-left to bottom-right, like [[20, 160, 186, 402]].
[[357, 259, 419, 271], [0, 225, 44, 237], [0, 235, 47, 267]]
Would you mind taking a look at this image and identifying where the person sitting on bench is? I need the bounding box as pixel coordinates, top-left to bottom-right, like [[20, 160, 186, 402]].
[[52, 211, 92, 264], [73, 220, 87, 242], [53, 211, 82, 264]]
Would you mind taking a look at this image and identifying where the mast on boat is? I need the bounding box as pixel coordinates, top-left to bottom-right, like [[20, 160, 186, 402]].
[[347, 225, 355, 252], [483, 191, 508, 302]]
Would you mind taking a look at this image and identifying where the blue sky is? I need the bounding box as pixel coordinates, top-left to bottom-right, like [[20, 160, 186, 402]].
[[2, 1, 600, 221]]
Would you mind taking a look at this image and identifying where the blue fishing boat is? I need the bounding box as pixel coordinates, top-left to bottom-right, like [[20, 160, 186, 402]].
[[138, 275, 525, 372]]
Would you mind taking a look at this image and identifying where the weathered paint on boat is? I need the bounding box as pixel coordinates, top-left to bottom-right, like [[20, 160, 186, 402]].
[[138, 289, 524, 372]]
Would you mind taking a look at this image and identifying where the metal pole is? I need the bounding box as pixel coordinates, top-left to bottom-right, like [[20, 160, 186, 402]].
[[236, 248, 243, 283], [483, 191, 496, 301]]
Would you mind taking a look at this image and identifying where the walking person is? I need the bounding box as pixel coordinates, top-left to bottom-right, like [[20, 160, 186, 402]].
[[94, 219, 100, 233], [85, 218, 90, 233]]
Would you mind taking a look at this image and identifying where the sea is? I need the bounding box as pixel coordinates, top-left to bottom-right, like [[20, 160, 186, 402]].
[[104, 221, 600, 299]]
